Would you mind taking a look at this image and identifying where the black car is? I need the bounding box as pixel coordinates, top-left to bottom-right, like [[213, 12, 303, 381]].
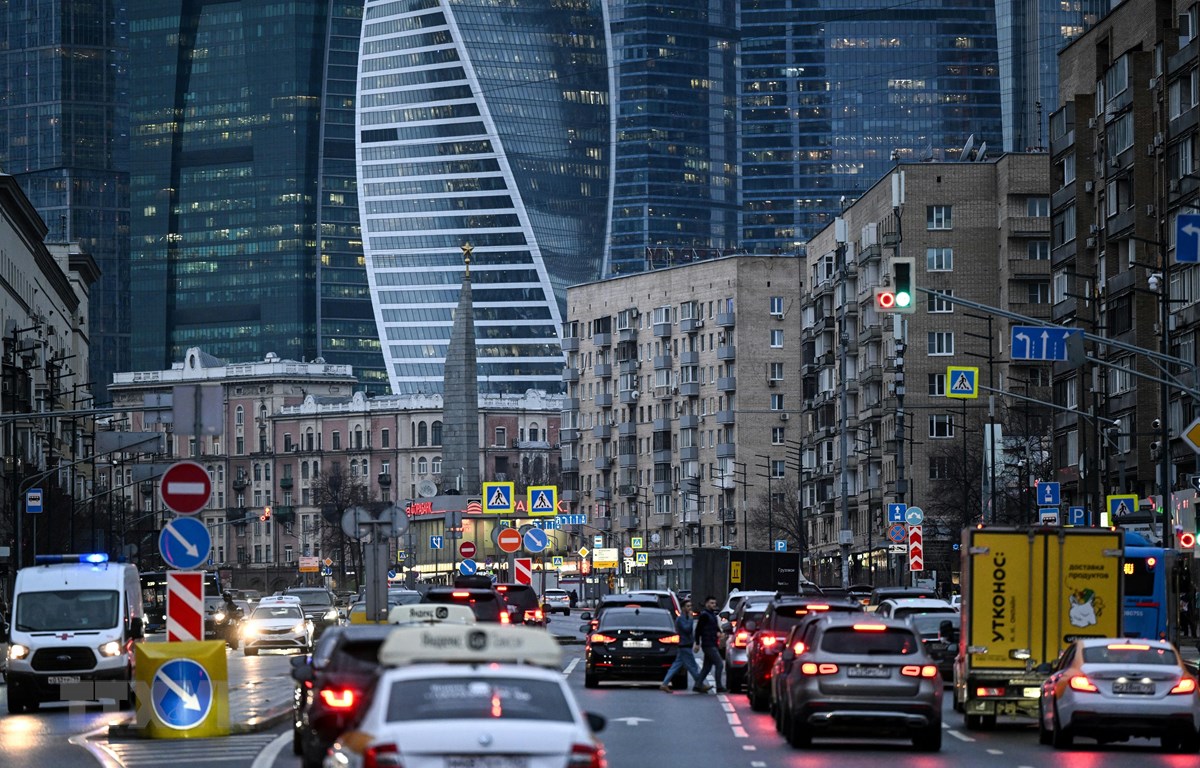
[[290, 625, 394, 768], [578, 593, 660, 633], [907, 613, 960, 681], [203, 596, 243, 648], [494, 583, 545, 626], [584, 606, 685, 688], [422, 587, 509, 623], [285, 588, 341, 638]]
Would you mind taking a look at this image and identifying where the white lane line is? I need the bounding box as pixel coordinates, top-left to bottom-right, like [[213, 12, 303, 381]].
[[751, 762, 767, 767], [721, 701, 735, 712], [732, 726, 748, 738], [947, 729, 975, 742], [742, 745, 757, 750], [250, 731, 291, 768], [68, 725, 125, 768], [986, 749, 1004, 755], [563, 658, 580, 676], [727, 713, 741, 725]]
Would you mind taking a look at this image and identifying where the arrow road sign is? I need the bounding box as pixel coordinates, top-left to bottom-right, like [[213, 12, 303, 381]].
[[1038, 481, 1061, 506], [158, 517, 212, 570], [159, 461, 212, 516], [1177, 213, 1200, 264], [430, 535, 444, 550], [905, 506, 924, 526], [459, 558, 478, 576], [151, 658, 214, 730], [887, 503, 907, 524], [523, 527, 549, 553], [1010, 325, 1082, 362]]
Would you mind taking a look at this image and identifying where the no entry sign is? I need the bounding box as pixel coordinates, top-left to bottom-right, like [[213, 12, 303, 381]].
[[160, 461, 212, 516], [459, 541, 477, 559]]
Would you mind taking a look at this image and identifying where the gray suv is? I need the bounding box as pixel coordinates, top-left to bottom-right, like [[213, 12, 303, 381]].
[[284, 588, 341, 639]]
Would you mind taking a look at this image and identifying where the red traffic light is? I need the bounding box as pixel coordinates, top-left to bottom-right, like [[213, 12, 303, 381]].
[[260, 505, 272, 522], [1179, 531, 1196, 549], [876, 289, 897, 309]]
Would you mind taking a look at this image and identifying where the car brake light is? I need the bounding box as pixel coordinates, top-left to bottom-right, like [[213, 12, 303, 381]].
[[567, 743, 607, 768], [900, 665, 939, 678], [808, 604, 830, 611], [852, 624, 887, 632], [452, 591, 470, 598], [733, 630, 751, 648], [590, 633, 618, 644], [499, 609, 511, 624], [658, 634, 680, 644], [976, 686, 1005, 697], [1069, 675, 1098, 692], [319, 688, 356, 710], [791, 641, 806, 655], [1169, 677, 1198, 695], [1106, 643, 1150, 650], [495, 585, 509, 592], [364, 743, 403, 768], [760, 635, 779, 648], [800, 662, 838, 675], [524, 609, 544, 622]]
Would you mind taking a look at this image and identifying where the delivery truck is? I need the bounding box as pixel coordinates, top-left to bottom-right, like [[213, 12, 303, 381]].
[[691, 548, 815, 606], [952, 526, 1124, 729]]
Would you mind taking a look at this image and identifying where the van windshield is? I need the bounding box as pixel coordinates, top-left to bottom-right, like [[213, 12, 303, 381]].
[[16, 590, 120, 631]]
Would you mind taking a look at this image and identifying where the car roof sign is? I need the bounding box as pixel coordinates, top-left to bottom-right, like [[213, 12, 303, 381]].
[[388, 604, 476, 626], [378, 625, 563, 668]]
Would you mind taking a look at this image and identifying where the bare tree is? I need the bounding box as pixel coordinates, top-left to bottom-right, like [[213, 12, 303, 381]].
[[746, 478, 805, 555], [311, 461, 375, 590]]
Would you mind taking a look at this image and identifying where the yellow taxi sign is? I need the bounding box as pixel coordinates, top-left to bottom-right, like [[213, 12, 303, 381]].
[[378, 625, 563, 668], [388, 603, 476, 626]]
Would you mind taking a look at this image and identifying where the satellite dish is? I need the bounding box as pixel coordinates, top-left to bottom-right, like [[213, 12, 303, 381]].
[[417, 480, 438, 498]]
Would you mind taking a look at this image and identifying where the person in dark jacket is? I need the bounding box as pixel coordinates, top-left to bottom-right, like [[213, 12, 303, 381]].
[[694, 595, 725, 692], [659, 599, 706, 693]]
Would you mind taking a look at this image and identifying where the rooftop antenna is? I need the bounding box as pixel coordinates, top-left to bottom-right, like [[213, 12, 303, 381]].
[[958, 133, 976, 162]]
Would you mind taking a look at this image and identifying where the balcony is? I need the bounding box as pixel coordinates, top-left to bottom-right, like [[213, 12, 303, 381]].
[[562, 397, 580, 412], [278, 477, 293, 490], [620, 389, 640, 405], [680, 317, 704, 334], [595, 487, 612, 500], [592, 517, 612, 532], [713, 474, 736, 490], [679, 381, 700, 398], [560, 428, 580, 443], [618, 327, 638, 343], [562, 367, 580, 383], [562, 458, 580, 472], [716, 443, 737, 458], [717, 311, 735, 328], [619, 484, 639, 497], [653, 417, 671, 431], [654, 322, 672, 338], [618, 453, 638, 468], [718, 376, 736, 392], [654, 354, 673, 369], [716, 409, 735, 425], [618, 421, 637, 437], [592, 423, 612, 440], [621, 515, 641, 530], [717, 345, 736, 361], [592, 331, 612, 347], [679, 350, 700, 366], [272, 505, 295, 524], [561, 336, 580, 352], [654, 481, 673, 495], [679, 446, 699, 462], [594, 363, 613, 378], [594, 456, 611, 471], [653, 449, 674, 464], [561, 489, 579, 503], [596, 392, 613, 408], [619, 359, 640, 375], [678, 414, 700, 430]]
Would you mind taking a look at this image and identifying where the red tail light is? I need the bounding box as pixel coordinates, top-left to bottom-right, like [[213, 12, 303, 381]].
[[791, 641, 806, 655], [495, 585, 509, 592], [759, 635, 779, 648], [658, 634, 680, 644], [733, 630, 751, 648], [807, 604, 830, 611], [976, 686, 1005, 697], [1069, 675, 1098, 692], [590, 633, 618, 644], [524, 609, 544, 623], [499, 609, 511, 624], [568, 742, 607, 768], [364, 743, 403, 768], [900, 665, 939, 678], [1169, 677, 1198, 695], [451, 591, 470, 597], [318, 688, 356, 710], [800, 662, 838, 675]]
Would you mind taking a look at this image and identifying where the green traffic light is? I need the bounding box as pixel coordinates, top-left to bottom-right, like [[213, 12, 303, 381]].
[[895, 290, 912, 308]]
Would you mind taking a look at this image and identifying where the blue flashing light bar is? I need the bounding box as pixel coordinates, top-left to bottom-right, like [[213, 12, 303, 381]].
[[33, 553, 110, 565]]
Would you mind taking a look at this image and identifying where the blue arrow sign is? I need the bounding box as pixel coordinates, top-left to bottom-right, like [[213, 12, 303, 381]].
[[151, 658, 213, 730], [1038, 481, 1061, 506], [1010, 325, 1082, 361], [430, 535, 444, 550], [523, 528, 549, 553], [887, 503, 907, 524], [459, 558, 478, 576], [158, 516, 212, 570], [905, 506, 924, 526], [557, 513, 586, 526], [1177, 214, 1200, 264], [321, 566, 333, 576]]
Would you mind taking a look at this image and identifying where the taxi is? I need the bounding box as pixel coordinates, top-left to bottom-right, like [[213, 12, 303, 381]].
[[242, 595, 313, 656], [324, 624, 607, 768]]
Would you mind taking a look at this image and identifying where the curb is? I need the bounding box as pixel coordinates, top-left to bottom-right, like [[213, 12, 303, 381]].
[[107, 703, 293, 739]]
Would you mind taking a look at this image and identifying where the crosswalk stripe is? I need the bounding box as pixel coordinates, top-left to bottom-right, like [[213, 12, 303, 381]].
[[106, 734, 277, 767]]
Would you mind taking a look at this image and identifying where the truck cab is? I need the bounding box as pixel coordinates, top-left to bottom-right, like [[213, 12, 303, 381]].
[[5, 554, 144, 713]]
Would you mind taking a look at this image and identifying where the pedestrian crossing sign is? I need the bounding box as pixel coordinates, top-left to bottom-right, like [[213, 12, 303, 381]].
[[551, 556, 564, 567], [482, 481, 514, 514], [1106, 494, 1138, 525], [527, 485, 558, 516], [946, 366, 979, 399]]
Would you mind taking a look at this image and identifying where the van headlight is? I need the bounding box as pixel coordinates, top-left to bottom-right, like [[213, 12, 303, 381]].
[[8, 643, 29, 661], [98, 641, 123, 658]]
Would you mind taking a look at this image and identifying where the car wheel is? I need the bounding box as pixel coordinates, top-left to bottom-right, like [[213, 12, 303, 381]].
[[565, 609, 571, 616], [6, 687, 28, 715], [748, 684, 769, 713], [912, 723, 942, 752], [1051, 704, 1073, 749], [300, 731, 326, 768], [584, 670, 599, 689], [1037, 701, 1052, 746], [727, 668, 744, 692], [244, 647, 258, 657], [785, 710, 810, 748]]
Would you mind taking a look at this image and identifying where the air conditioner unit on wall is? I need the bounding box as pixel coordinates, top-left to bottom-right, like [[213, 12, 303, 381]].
[[1084, 180, 1094, 193], [780, 412, 790, 421]]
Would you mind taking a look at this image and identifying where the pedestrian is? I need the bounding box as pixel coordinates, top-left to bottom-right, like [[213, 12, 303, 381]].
[[569, 589, 579, 608], [694, 595, 726, 693], [660, 599, 707, 693], [1181, 594, 1193, 638]]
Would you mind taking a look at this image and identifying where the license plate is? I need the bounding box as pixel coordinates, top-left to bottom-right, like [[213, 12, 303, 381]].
[[48, 676, 81, 685], [445, 757, 529, 768], [846, 667, 890, 678], [1113, 681, 1155, 695], [623, 640, 652, 649], [1023, 687, 1042, 698]]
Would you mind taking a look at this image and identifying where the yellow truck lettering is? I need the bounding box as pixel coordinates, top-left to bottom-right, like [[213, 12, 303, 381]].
[[990, 554, 1007, 643]]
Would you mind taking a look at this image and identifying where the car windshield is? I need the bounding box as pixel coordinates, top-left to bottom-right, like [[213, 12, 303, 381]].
[[1082, 644, 1177, 665], [892, 606, 955, 619], [598, 608, 673, 629], [388, 591, 422, 606], [908, 614, 959, 637], [288, 591, 332, 607], [251, 605, 303, 621], [385, 677, 574, 723], [16, 590, 120, 632], [821, 626, 919, 655], [769, 604, 858, 631]]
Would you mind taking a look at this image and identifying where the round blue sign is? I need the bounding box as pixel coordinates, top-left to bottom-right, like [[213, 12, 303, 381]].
[[151, 658, 213, 730], [158, 517, 212, 570], [523, 527, 549, 553], [459, 558, 478, 576]]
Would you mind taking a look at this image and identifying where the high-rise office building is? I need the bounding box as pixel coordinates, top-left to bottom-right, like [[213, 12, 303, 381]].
[[606, 0, 740, 275], [127, 1, 388, 392], [739, 0, 1004, 252], [0, 0, 130, 402], [994, 0, 1104, 152], [355, 0, 610, 396]]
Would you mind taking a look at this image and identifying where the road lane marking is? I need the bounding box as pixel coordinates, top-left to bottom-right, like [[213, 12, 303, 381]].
[[563, 658, 580, 676], [752, 762, 767, 767], [732, 726, 748, 738], [947, 729, 975, 742], [68, 726, 123, 768], [250, 731, 291, 768], [986, 749, 1004, 755], [743, 745, 757, 750], [727, 713, 741, 725]]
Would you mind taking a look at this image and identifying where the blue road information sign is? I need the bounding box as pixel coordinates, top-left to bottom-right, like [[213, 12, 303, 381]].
[[151, 658, 214, 730], [905, 506, 924, 526], [1177, 213, 1200, 264], [527, 486, 558, 516], [158, 516, 213, 570], [636, 552, 649, 565], [523, 527, 549, 553], [459, 558, 478, 576], [1039, 508, 1061, 526], [774, 540, 787, 552], [887, 523, 907, 543], [557, 513, 586, 525], [482, 482, 514, 514], [430, 535, 444, 550], [551, 556, 564, 567], [532, 518, 560, 530], [946, 366, 979, 399], [321, 566, 333, 576], [1068, 506, 1088, 526], [1010, 325, 1083, 361], [1107, 494, 1139, 521], [593, 535, 604, 548], [887, 503, 907, 524], [25, 488, 42, 514], [1037, 481, 1061, 506], [388, 570, 397, 579]]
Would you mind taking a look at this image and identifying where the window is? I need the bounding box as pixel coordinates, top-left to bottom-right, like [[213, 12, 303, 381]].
[[1026, 197, 1050, 217], [926, 247, 953, 271], [417, 422, 428, 446], [417, 457, 428, 474], [1027, 281, 1051, 304], [928, 373, 946, 396], [1060, 154, 1075, 186], [381, 428, 390, 448], [431, 420, 443, 445], [770, 394, 784, 411], [770, 329, 784, 348], [1169, 69, 1198, 119], [929, 414, 954, 438], [1107, 112, 1133, 159], [927, 205, 952, 230], [235, 406, 244, 426], [768, 361, 784, 381], [494, 427, 506, 447], [1102, 54, 1129, 100], [928, 331, 954, 355], [928, 290, 954, 313], [332, 431, 341, 450], [771, 460, 786, 479], [769, 296, 784, 317], [1029, 240, 1050, 260], [929, 456, 951, 479], [1052, 205, 1076, 244], [1053, 272, 1069, 304], [771, 427, 785, 445], [1108, 355, 1134, 395]]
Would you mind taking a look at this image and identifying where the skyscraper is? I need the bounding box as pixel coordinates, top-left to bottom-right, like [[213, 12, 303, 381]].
[[0, 0, 130, 401], [739, 0, 1004, 251], [127, 1, 387, 391], [356, 0, 610, 396]]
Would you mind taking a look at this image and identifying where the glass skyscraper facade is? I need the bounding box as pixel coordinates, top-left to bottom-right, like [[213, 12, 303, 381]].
[[994, 0, 1103, 152], [0, 0, 130, 402], [127, 1, 387, 391], [356, 0, 610, 395], [607, 1, 740, 275], [739, 0, 1004, 251]]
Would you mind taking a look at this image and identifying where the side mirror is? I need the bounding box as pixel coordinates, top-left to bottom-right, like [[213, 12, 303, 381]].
[[128, 616, 144, 640], [585, 711, 606, 733], [719, 610, 730, 619], [579, 611, 592, 621], [290, 655, 315, 683]]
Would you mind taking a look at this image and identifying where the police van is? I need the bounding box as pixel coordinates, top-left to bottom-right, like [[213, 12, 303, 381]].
[[6, 554, 143, 713]]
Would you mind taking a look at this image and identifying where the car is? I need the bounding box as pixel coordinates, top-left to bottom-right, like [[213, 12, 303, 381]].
[[744, 598, 863, 711], [284, 587, 342, 639], [324, 624, 606, 768], [234, 589, 262, 604], [776, 614, 943, 751], [583, 606, 683, 689], [819, 584, 873, 605], [719, 589, 778, 621], [422, 587, 510, 623], [723, 596, 774, 691], [906, 613, 959, 682], [948, 594, 961, 610], [578, 593, 660, 633], [1038, 637, 1200, 752], [346, 589, 424, 624], [203, 595, 243, 648], [241, 599, 313, 656], [875, 598, 957, 620], [494, 583, 546, 626], [629, 589, 682, 618], [865, 586, 940, 612], [541, 588, 572, 615]]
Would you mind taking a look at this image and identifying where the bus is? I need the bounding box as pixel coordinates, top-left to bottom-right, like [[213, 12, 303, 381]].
[[1122, 543, 1178, 641], [139, 571, 222, 632]]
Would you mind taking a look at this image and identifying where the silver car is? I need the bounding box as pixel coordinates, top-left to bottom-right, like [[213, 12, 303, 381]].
[[1038, 637, 1200, 752], [541, 588, 572, 615]]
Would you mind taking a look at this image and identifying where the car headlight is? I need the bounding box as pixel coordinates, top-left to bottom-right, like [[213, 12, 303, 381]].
[[294, 622, 309, 635], [98, 641, 123, 658], [213, 611, 226, 623], [7, 643, 29, 661], [242, 624, 259, 638], [323, 608, 338, 622]]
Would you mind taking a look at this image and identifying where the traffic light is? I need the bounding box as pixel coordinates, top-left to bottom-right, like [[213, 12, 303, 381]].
[[874, 257, 916, 314], [260, 505, 272, 522], [1179, 529, 1196, 550]]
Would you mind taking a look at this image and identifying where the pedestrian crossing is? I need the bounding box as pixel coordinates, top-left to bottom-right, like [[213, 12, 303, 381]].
[[104, 732, 279, 767]]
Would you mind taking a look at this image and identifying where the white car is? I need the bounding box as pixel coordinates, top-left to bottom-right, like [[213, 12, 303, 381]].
[[874, 598, 957, 620], [241, 601, 313, 656], [324, 624, 607, 768]]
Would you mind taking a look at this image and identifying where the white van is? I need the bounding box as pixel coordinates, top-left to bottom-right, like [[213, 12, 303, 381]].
[[6, 554, 144, 713]]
